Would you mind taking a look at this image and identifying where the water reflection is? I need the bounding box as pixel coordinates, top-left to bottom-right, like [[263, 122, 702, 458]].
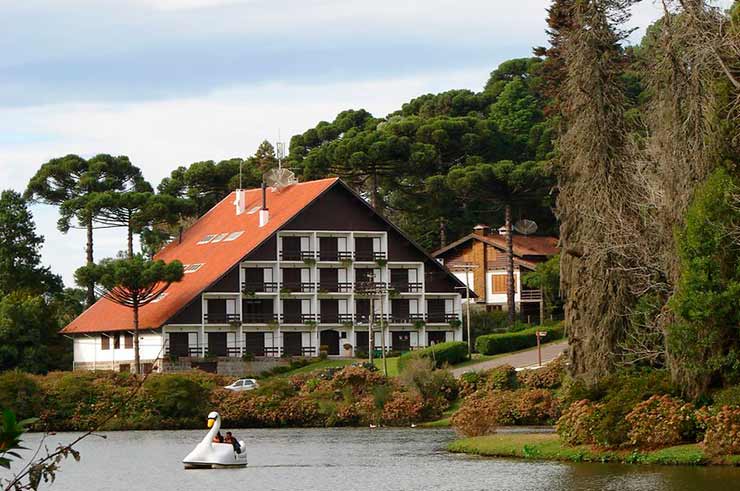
[[8, 428, 740, 491]]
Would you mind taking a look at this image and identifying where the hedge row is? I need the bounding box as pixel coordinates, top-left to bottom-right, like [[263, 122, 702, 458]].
[[398, 341, 468, 371], [475, 324, 564, 356]]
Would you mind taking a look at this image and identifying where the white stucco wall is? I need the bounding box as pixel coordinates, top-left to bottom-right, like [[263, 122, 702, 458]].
[[73, 332, 164, 367]]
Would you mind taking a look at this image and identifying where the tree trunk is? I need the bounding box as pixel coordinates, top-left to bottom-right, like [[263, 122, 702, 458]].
[[439, 218, 447, 247], [133, 300, 141, 375], [127, 222, 134, 258], [505, 205, 516, 324], [86, 216, 95, 307], [370, 171, 382, 215]]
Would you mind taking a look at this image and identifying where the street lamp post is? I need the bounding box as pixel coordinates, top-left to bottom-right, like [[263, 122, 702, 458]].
[[454, 263, 477, 360]]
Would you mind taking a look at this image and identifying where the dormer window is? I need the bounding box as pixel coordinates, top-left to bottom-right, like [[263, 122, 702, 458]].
[[224, 231, 244, 242], [210, 232, 229, 243], [197, 234, 217, 244], [184, 263, 203, 273]]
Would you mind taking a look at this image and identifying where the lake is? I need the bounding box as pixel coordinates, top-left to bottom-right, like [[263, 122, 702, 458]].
[[7, 428, 740, 490]]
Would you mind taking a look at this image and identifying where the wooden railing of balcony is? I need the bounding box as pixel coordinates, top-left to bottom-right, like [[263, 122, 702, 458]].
[[241, 281, 279, 293], [280, 250, 316, 261], [204, 313, 241, 324], [242, 312, 278, 323]]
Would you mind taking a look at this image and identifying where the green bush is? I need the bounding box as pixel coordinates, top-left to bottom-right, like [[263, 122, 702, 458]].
[[483, 365, 518, 391], [397, 341, 468, 371], [475, 323, 564, 355], [0, 371, 43, 419], [143, 374, 209, 422], [712, 385, 740, 407]]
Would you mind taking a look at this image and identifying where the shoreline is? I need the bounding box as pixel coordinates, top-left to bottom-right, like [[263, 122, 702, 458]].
[[447, 433, 740, 466]]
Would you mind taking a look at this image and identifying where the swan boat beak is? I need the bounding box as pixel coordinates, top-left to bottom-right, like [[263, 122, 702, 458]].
[[207, 418, 215, 428]]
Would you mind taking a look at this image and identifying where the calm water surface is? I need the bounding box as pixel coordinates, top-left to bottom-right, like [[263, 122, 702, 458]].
[[8, 428, 740, 491]]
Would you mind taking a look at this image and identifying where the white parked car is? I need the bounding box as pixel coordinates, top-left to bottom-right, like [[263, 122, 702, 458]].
[[224, 378, 259, 392]]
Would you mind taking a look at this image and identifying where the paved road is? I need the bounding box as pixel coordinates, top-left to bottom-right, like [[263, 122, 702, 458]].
[[451, 340, 568, 378]]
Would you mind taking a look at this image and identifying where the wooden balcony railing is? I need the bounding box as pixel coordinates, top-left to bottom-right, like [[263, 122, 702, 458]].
[[281, 282, 316, 293], [242, 281, 279, 293], [280, 250, 316, 261], [242, 312, 278, 323], [319, 281, 353, 293], [318, 250, 353, 261], [389, 282, 423, 293], [204, 313, 241, 324], [354, 251, 387, 262], [426, 312, 460, 324], [520, 289, 543, 302], [281, 313, 316, 324]]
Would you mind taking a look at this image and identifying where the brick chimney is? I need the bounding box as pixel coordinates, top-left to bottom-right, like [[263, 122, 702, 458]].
[[259, 182, 270, 227], [473, 224, 491, 236]]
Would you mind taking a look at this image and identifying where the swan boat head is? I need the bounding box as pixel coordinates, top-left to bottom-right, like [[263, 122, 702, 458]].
[[182, 411, 247, 468]]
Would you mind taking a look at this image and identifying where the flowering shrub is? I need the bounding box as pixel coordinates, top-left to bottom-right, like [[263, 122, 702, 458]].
[[482, 365, 518, 391], [624, 395, 694, 449], [450, 392, 501, 436], [451, 389, 560, 437], [518, 356, 566, 389], [556, 399, 602, 446], [381, 393, 425, 426], [701, 406, 740, 456], [458, 371, 482, 398]]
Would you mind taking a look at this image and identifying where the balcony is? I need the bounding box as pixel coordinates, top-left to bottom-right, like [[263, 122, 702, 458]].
[[319, 313, 354, 324], [281, 282, 316, 293], [281, 313, 316, 324], [280, 250, 316, 261], [242, 312, 278, 323], [389, 282, 423, 293], [242, 281, 279, 293], [520, 289, 543, 302], [354, 282, 388, 294], [354, 250, 387, 262], [388, 313, 425, 325], [204, 313, 241, 324], [318, 281, 353, 293], [426, 312, 460, 324], [318, 250, 353, 261]]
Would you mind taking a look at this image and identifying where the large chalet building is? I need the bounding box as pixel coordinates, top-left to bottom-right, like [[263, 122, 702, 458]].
[[432, 225, 558, 321], [62, 178, 469, 372]]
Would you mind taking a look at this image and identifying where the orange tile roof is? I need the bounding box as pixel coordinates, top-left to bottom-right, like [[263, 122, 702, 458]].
[[62, 178, 338, 334]]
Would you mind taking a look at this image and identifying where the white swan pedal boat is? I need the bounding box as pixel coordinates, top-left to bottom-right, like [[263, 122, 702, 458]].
[[183, 411, 247, 469]]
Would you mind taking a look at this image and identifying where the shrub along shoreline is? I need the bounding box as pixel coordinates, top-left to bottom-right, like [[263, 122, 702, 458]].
[[0, 360, 459, 432], [447, 433, 740, 466]]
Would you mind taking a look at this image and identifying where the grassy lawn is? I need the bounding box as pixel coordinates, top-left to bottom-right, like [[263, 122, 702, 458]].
[[276, 358, 359, 377], [419, 399, 461, 428], [372, 357, 400, 376], [447, 433, 731, 466]]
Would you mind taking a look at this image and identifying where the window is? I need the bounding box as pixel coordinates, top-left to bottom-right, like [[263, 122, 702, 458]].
[[492, 275, 517, 293], [247, 206, 261, 215], [197, 234, 217, 244], [113, 334, 120, 349], [124, 333, 133, 349], [224, 231, 244, 242], [210, 232, 229, 243], [184, 263, 203, 274], [150, 292, 167, 303], [101, 336, 110, 350]]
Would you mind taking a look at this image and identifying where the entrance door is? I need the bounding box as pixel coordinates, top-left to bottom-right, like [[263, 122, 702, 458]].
[[392, 331, 411, 352], [320, 330, 340, 355], [244, 332, 265, 356], [207, 332, 227, 357], [283, 331, 302, 356], [169, 332, 190, 357], [355, 331, 369, 354], [427, 331, 447, 346]]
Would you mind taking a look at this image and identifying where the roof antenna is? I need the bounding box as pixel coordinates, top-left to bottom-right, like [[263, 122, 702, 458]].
[[262, 131, 297, 191]]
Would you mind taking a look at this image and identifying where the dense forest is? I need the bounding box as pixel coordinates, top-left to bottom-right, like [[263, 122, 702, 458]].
[[3, 0, 739, 403]]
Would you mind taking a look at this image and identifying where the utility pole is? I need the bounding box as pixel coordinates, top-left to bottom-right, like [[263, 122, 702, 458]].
[[455, 263, 477, 359], [380, 288, 387, 376]]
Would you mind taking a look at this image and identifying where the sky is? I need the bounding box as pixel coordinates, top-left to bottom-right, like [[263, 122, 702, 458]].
[[0, 0, 685, 286]]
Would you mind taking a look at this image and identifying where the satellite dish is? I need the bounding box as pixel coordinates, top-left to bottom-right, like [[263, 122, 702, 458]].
[[514, 219, 538, 235], [263, 167, 297, 191]]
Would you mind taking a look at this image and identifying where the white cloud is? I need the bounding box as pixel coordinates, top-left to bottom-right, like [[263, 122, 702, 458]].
[[0, 68, 489, 285]]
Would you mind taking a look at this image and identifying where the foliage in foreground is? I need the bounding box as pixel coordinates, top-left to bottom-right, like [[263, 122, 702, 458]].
[[0, 364, 455, 432], [397, 341, 468, 371]]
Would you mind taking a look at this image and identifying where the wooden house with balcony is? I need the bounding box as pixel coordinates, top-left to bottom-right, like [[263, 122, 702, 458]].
[[62, 178, 470, 372], [432, 225, 558, 321]]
